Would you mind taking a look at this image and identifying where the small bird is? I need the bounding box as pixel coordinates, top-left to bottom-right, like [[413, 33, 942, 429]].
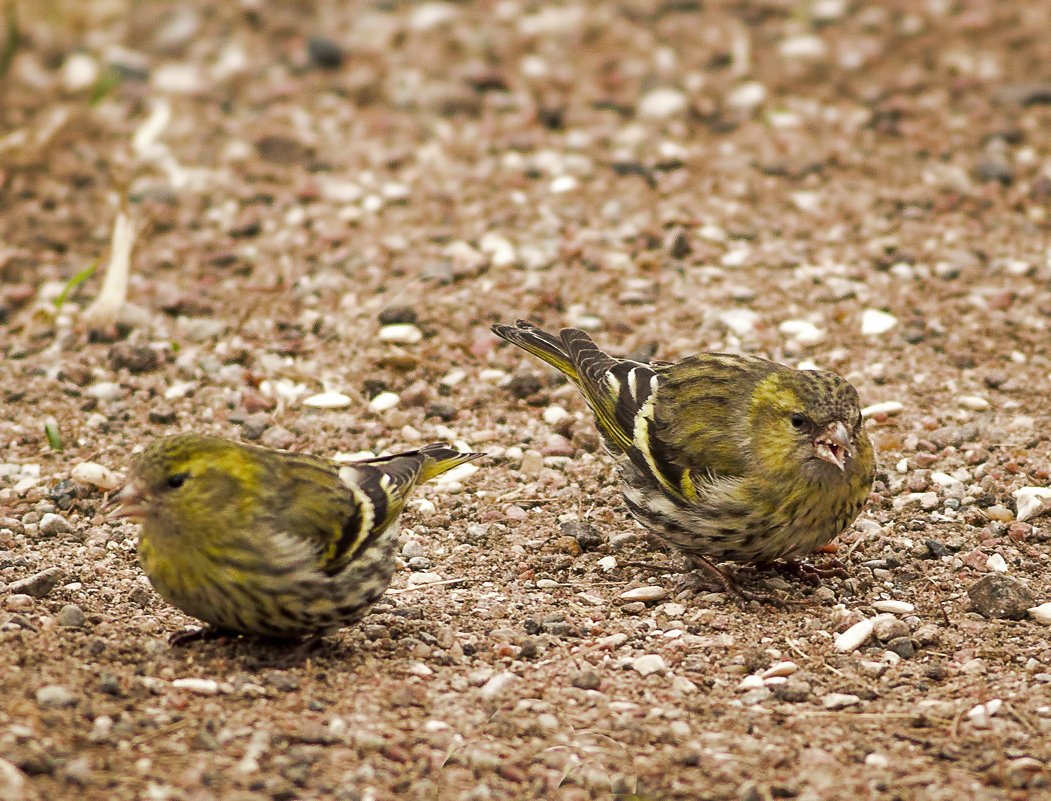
[[492, 320, 875, 599], [109, 433, 482, 642]]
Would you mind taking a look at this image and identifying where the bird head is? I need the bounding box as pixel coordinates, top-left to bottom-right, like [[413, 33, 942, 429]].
[[107, 433, 256, 537], [749, 368, 867, 481]]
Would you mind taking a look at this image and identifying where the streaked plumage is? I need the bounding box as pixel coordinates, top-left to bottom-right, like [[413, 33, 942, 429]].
[[111, 433, 482, 640], [492, 320, 875, 592]]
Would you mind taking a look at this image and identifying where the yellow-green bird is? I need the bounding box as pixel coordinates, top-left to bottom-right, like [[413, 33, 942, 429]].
[[492, 320, 875, 598], [110, 433, 481, 642]]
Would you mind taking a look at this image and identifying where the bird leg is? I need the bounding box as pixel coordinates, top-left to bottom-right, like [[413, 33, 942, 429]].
[[685, 555, 791, 608]]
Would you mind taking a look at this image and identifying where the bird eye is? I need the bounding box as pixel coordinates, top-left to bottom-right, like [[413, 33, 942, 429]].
[[166, 471, 190, 490], [790, 412, 808, 430]]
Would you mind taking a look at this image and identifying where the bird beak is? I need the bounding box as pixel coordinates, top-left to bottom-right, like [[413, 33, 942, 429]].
[[814, 420, 855, 471], [105, 482, 147, 520]]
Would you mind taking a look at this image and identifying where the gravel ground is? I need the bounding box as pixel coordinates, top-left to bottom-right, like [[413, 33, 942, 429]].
[[2, 1, 1051, 799]]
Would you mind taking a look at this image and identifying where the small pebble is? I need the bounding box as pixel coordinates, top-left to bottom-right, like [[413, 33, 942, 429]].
[[1028, 603, 1051, 625], [5, 594, 33, 610], [985, 504, 1013, 522], [861, 309, 898, 336], [36, 684, 77, 709], [618, 586, 667, 603], [779, 319, 826, 346], [597, 556, 618, 572], [738, 675, 765, 691], [71, 462, 123, 491], [968, 573, 1036, 620], [1012, 487, 1051, 522], [7, 567, 64, 598], [872, 615, 909, 643], [637, 87, 688, 119], [171, 678, 221, 695], [56, 604, 86, 628], [872, 600, 915, 614], [378, 324, 423, 344], [303, 391, 353, 409], [39, 513, 72, 536], [834, 618, 874, 652], [479, 671, 518, 700], [631, 654, 667, 677], [369, 392, 400, 412], [862, 400, 903, 418], [986, 553, 1008, 573], [519, 450, 544, 475], [958, 395, 989, 411], [543, 405, 571, 425], [822, 692, 861, 710], [762, 661, 798, 679]]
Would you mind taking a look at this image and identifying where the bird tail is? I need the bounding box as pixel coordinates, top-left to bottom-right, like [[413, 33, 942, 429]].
[[490, 319, 583, 385], [355, 444, 483, 485]]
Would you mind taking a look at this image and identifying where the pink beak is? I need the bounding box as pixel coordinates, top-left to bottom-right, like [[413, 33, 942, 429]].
[[105, 482, 147, 520], [814, 421, 854, 471]]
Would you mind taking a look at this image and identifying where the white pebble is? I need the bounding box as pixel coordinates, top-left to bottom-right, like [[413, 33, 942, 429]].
[[411, 498, 436, 515], [638, 87, 688, 119], [378, 324, 423, 344], [368, 392, 400, 412], [719, 308, 759, 336], [1028, 603, 1051, 625], [479, 671, 518, 699], [596, 632, 628, 649], [87, 382, 123, 401], [303, 391, 352, 409], [726, 81, 766, 109], [986, 553, 1008, 573], [779, 34, 828, 60], [535, 579, 559, 589], [409, 662, 433, 677], [871, 600, 915, 614], [861, 309, 898, 336], [958, 395, 989, 411], [930, 472, 962, 487], [823, 692, 861, 710], [171, 678, 220, 695], [71, 461, 122, 491], [631, 654, 667, 677], [618, 586, 667, 602], [834, 618, 874, 652], [762, 661, 798, 679], [791, 191, 822, 214], [779, 319, 826, 346], [478, 369, 507, 383], [549, 175, 578, 194], [440, 369, 467, 387], [967, 699, 1001, 728], [406, 572, 444, 586], [543, 405, 571, 425], [62, 52, 99, 91], [738, 675, 765, 691], [597, 556, 618, 572], [862, 400, 903, 418], [1012, 487, 1051, 522]]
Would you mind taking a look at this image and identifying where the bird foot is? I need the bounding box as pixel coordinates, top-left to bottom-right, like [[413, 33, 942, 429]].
[[685, 556, 792, 609], [772, 558, 847, 584]]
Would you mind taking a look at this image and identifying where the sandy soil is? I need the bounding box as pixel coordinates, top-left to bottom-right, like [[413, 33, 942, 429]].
[[2, 1, 1051, 799]]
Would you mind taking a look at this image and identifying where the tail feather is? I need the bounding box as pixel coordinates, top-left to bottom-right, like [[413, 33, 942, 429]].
[[491, 320, 582, 386]]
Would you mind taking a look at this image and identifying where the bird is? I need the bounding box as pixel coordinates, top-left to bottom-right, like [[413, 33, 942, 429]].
[[491, 319, 875, 600], [109, 433, 482, 643]]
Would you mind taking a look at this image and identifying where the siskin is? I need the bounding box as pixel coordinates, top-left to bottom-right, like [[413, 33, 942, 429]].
[[492, 320, 875, 598], [110, 433, 482, 642]]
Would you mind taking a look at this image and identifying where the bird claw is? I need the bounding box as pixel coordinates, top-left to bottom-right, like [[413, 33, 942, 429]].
[[684, 556, 793, 609], [775, 558, 847, 583]]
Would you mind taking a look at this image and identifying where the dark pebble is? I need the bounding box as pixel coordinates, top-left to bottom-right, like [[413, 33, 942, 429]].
[[967, 573, 1036, 620], [885, 636, 915, 659], [517, 637, 539, 660], [925, 539, 949, 557], [48, 479, 78, 510], [8, 567, 64, 598], [507, 373, 543, 399], [522, 618, 541, 635], [425, 401, 458, 421], [560, 520, 604, 551], [378, 305, 417, 325], [241, 412, 271, 441], [98, 674, 123, 696], [975, 158, 1014, 185], [570, 669, 602, 690], [128, 585, 154, 607], [149, 408, 178, 425], [307, 36, 345, 69], [264, 671, 301, 692], [108, 342, 160, 374]]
